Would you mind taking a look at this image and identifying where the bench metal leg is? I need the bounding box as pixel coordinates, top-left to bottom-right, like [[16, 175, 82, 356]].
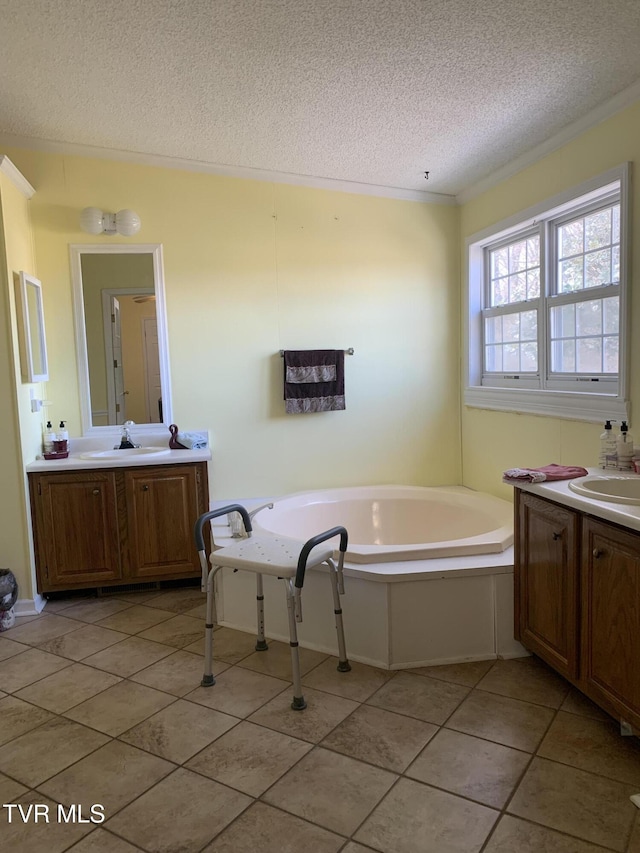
[[285, 579, 306, 710], [327, 558, 351, 672], [201, 565, 221, 687], [255, 574, 268, 651]]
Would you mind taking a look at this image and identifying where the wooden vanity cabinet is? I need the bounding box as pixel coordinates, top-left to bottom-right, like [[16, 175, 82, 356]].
[[125, 465, 201, 580], [29, 462, 208, 593], [515, 488, 640, 730], [581, 517, 640, 726], [515, 491, 580, 680]]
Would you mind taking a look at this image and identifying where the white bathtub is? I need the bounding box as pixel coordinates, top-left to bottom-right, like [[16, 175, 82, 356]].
[[218, 486, 524, 669], [252, 485, 513, 563]]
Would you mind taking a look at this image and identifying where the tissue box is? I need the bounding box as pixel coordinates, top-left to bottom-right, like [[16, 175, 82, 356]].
[[177, 431, 208, 450]]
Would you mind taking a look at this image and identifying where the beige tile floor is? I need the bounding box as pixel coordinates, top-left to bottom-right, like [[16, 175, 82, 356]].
[[1, 587, 640, 852]]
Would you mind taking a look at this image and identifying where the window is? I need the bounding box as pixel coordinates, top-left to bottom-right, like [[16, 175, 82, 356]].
[[465, 165, 629, 422]]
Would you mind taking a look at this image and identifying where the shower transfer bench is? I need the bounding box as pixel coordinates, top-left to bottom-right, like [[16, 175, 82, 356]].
[[195, 504, 351, 709]]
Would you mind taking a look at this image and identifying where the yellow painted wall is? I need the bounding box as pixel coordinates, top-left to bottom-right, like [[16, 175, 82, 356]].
[[460, 100, 640, 499], [0, 169, 40, 601], [3, 148, 461, 502]]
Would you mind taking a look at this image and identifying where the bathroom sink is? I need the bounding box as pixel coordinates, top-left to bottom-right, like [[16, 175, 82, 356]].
[[569, 475, 640, 505], [79, 447, 171, 460]]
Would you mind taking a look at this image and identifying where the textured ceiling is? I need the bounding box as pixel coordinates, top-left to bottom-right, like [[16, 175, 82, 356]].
[[1, 0, 640, 197]]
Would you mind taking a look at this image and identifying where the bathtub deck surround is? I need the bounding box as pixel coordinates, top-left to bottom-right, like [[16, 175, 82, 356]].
[[213, 487, 524, 669], [1, 587, 640, 853]]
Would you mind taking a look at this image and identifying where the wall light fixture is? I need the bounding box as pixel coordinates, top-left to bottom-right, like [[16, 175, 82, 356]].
[[80, 207, 141, 237]]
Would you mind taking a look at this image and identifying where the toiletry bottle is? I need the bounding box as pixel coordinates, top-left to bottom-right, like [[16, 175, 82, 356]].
[[43, 420, 55, 454], [617, 421, 634, 471], [599, 420, 617, 469], [58, 420, 69, 453]]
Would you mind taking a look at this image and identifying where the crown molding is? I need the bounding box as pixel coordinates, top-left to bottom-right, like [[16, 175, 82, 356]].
[[0, 133, 456, 205], [456, 78, 640, 205], [0, 155, 36, 198]]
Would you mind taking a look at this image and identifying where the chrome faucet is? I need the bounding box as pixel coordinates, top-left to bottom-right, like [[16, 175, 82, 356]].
[[115, 420, 141, 450]]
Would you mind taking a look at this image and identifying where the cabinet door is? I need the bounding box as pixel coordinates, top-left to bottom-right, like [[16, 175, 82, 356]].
[[125, 465, 200, 579], [32, 472, 121, 590], [515, 491, 580, 678], [581, 518, 640, 727]]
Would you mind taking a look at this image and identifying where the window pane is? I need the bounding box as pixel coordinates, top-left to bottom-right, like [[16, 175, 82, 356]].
[[503, 344, 519, 372], [551, 339, 575, 372], [559, 256, 584, 292], [521, 342, 538, 371], [502, 314, 520, 341], [485, 316, 502, 344], [612, 245, 620, 283], [612, 205, 620, 243], [561, 339, 576, 372], [604, 337, 619, 373], [585, 248, 612, 288], [550, 303, 575, 338], [603, 296, 619, 334], [576, 300, 602, 337], [509, 241, 527, 272], [585, 209, 611, 250], [520, 310, 537, 340], [558, 220, 583, 258], [484, 309, 538, 374], [576, 337, 602, 373], [485, 345, 502, 372], [509, 273, 526, 302], [491, 248, 508, 278], [492, 277, 508, 306], [488, 235, 540, 307], [526, 269, 540, 299]]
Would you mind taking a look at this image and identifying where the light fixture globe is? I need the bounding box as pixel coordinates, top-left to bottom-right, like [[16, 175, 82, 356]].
[[115, 209, 141, 236], [79, 207, 105, 235]]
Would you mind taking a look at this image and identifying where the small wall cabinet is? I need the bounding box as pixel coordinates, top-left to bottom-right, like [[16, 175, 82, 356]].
[[29, 462, 209, 593], [515, 489, 640, 730]]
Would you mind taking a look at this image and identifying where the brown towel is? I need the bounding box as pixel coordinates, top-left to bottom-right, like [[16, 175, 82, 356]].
[[283, 350, 345, 414]]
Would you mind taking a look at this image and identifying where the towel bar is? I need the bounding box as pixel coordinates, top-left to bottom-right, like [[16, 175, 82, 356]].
[[280, 348, 354, 356]]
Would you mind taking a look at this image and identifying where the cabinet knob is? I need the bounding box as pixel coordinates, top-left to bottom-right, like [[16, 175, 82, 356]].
[[552, 531, 561, 540], [92, 488, 99, 496], [593, 548, 604, 558], [142, 485, 149, 491]]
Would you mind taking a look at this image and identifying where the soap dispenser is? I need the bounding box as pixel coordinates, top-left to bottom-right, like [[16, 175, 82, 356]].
[[57, 420, 69, 454], [43, 420, 55, 455], [617, 421, 634, 471], [599, 420, 617, 469]]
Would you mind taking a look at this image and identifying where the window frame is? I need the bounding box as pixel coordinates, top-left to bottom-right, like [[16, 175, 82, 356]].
[[464, 163, 631, 423]]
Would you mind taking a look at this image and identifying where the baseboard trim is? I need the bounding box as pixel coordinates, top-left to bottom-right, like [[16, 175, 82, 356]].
[[14, 595, 47, 617]]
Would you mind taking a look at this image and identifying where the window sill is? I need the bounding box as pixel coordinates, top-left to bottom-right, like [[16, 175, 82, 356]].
[[464, 386, 630, 423]]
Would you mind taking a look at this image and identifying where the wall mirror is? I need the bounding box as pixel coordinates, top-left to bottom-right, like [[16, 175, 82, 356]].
[[19, 271, 49, 382], [70, 244, 172, 434]]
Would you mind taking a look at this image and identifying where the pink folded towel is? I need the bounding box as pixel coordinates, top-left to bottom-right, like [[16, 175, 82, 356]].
[[502, 464, 589, 484]]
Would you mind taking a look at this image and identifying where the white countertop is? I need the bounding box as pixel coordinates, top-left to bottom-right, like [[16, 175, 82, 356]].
[[509, 467, 640, 533], [26, 430, 211, 473]]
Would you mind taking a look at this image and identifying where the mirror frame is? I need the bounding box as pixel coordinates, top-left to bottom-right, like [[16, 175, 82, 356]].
[[69, 243, 173, 435], [19, 271, 49, 382]]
